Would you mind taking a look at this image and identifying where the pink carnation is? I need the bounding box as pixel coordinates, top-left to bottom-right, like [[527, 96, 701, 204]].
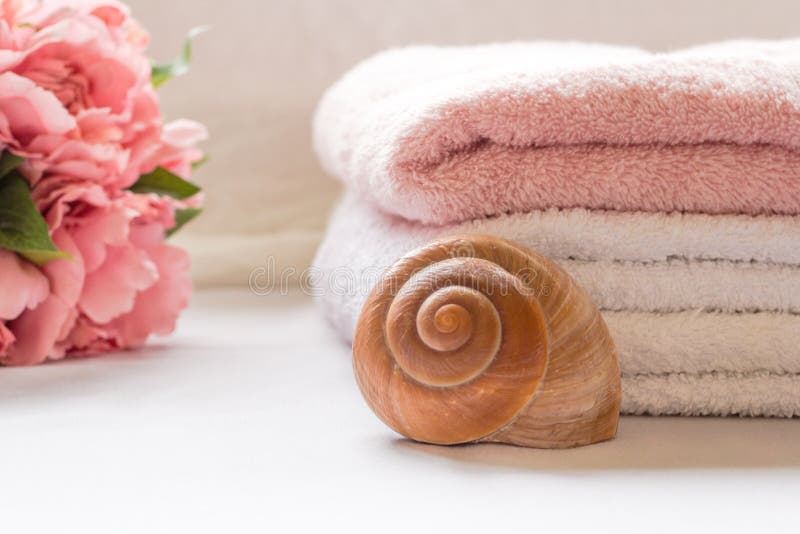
[[0, 0, 204, 366]]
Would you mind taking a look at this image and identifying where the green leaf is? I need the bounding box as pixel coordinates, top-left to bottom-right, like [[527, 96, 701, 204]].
[[151, 26, 208, 88], [167, 207, 202, 237], [128, 167, 201, 200], [0, 151, 24, 178], [0, 171, 69, 266], [191, 155, 209, 170]]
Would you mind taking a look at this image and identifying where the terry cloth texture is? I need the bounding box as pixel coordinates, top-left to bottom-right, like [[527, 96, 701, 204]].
[[314, 40, 800, 224]]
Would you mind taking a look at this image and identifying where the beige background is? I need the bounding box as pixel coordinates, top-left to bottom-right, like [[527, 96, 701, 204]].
[[130, 0, 800, 286]]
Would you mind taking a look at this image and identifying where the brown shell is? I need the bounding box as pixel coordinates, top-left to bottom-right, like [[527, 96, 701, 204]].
[[353, 234, 621, 448]]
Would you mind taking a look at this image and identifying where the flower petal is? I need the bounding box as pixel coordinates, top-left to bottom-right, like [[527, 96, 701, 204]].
[[0, 72, 75, 145], [43, 228, 85, 306], [4, 294, 70, 366], [112, 243, 191, 347], [78, 244, 158, 323], [0, 249, 49, 320]]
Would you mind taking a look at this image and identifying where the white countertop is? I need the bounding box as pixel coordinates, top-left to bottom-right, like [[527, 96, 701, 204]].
[[2, 289, 798, 533]]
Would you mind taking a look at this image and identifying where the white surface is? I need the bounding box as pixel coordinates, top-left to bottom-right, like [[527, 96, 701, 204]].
[[1, 289, 798, 533]]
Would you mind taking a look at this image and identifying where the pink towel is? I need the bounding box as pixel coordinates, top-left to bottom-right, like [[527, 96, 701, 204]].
[[314, 40, 800, 224]]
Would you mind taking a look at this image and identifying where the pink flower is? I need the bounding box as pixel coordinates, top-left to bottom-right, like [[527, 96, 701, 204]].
[[74, 212, 160, 325], [113, 86, 163, 188], [1, 228, 82, 365], [148, 119, 208, 178], [0, 2, 165, 192], [12, 15, 150, 115], [0, 0, 204, 366], [107, 224, 192, 348], [0, 248, 49, 321], [0, 188, 193, 366], [5, 294, 73, 364], [18, 0, 149, 49], [66, 194, 193, 357], [0, 71, 75, 148]]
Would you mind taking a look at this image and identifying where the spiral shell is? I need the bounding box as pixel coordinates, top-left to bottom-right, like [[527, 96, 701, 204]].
[[353, 234, 621, 448]]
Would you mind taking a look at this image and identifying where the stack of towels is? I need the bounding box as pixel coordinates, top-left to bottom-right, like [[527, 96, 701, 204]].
[[312, 41, 800, 417]]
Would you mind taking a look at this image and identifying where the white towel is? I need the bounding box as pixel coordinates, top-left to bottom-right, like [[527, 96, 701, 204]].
[[313, 193, 800, 417]]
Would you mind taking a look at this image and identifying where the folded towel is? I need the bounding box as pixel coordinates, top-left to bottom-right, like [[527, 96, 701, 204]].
[[314, 40, 800, 224], [624, 373, 799, 417], [314, 193, 800, 323], [312, 195, 800, 417]]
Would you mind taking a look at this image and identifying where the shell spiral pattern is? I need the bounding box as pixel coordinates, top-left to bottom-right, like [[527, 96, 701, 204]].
[[353, 234, 621, 448]]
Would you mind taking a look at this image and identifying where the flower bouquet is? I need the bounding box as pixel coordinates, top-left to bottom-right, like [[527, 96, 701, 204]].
[[0, 0, 206, 366]]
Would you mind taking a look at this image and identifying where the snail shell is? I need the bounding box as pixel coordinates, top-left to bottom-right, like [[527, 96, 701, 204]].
[[353, 234, 621, 448]]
